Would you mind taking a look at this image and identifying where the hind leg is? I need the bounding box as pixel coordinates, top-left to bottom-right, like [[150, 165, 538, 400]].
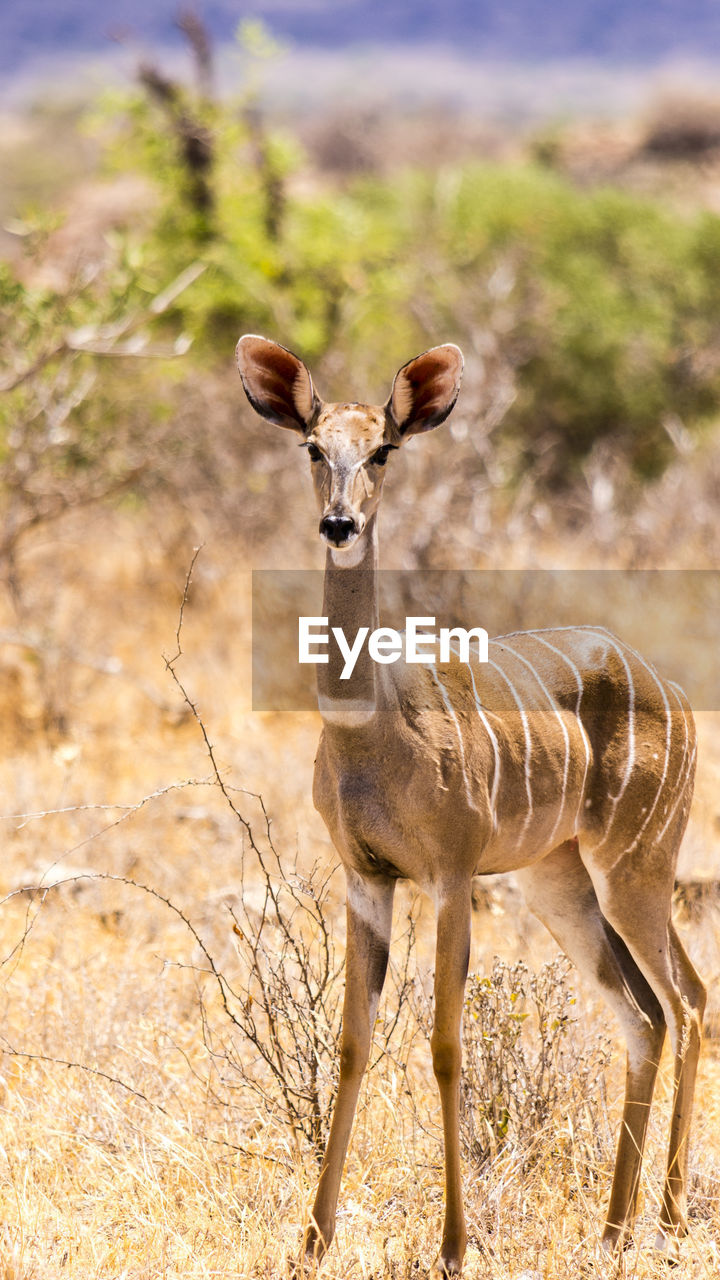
[[582, 856, 706, 1260], [656, 921, 706, 1250], [517, 841, 666, 1250]]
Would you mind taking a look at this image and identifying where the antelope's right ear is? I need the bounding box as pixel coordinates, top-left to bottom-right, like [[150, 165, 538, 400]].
[[235, 334, 320, 434]]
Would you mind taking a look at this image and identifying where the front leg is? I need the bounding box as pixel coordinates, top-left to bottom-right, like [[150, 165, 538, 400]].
[[432, 885, 472, 1276], [302, 868, 395, 1269]]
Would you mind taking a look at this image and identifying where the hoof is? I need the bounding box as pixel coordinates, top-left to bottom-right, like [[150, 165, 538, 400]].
[[654, 1229, 682, 1266], [290, 1258, 316, 1280], [600, 1228, 634, 1256], [434, 1252, 463, 1277], [293, 1226, 329, 1278]]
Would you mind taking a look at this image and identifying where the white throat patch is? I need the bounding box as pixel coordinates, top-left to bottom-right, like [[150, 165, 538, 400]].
[[329, 535, 367, 568]]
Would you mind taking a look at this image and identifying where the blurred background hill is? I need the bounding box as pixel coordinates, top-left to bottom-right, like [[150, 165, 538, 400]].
[[7, 0, 720, 68]]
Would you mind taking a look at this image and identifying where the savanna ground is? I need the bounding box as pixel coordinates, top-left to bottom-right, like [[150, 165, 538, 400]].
[[2, 37, 720, 1279]]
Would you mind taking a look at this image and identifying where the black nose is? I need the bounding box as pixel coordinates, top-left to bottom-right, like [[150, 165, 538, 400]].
[[320, 515, 357, 546]]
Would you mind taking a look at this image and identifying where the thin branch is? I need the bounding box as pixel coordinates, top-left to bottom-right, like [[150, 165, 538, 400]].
[[0, 1042, 173, 1118], [167, 544, 204, 665], [0, 263, 206, 393], [0, 777, 213, 828]]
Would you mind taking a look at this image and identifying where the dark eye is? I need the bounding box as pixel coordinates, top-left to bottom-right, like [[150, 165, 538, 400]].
[[307, 442, 323, 463], [369, 445, 392, 467]]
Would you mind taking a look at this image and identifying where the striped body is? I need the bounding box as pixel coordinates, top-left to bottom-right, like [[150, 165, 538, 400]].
[[314, 624, 696, 893], [428, 624, 695, 873]]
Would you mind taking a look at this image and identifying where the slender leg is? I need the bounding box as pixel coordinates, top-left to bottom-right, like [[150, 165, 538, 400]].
[[657, 922, 706, 1252], [432, 885, 472, 1276], [584, 861, 706, 1261], [301, 869, 395, 1270], [516, 842, 666, 1251], [605, 1031, 664, 1248]]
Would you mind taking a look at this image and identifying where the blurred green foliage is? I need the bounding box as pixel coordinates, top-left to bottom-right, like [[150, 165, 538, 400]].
[[99, 80, 720, 479], [4, 72, 720, 533], [0, 226, 196, 568]]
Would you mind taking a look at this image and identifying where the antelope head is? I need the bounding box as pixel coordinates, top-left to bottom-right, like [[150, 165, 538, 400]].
[[236, 335, 464, 551]]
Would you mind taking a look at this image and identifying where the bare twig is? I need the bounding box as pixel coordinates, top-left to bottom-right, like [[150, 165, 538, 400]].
[[0, 263, 206, 394], [167, 543, 204, 665]]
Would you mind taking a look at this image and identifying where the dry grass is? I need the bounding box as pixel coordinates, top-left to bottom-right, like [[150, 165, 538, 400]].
[[0, 474, 719, 1279]]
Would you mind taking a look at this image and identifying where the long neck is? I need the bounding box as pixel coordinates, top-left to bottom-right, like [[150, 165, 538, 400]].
[[317, 515, 379, 728]]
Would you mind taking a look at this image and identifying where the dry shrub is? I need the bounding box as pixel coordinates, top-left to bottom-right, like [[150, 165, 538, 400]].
[[460, 955, 611, 1173], [200, 846, 344, 1159], [199, 840, 421, 1163]]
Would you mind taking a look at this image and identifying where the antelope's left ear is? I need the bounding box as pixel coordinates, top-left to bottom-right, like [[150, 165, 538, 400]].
[[387, 344, 464, 438], [236, 334, 320, 434]]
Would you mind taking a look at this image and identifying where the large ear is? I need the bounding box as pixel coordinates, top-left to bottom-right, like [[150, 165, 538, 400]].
[[236, 334, 320, 433], [387, 343, 464, 438]]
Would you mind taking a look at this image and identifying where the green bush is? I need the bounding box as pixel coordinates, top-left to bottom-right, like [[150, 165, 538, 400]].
[[417, 165, 720, 479], [104, 76, 720, 480], [7, 79, 720, 505]]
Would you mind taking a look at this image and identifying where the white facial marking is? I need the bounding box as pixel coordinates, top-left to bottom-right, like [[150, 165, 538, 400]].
[[317, 695, 376, 726]]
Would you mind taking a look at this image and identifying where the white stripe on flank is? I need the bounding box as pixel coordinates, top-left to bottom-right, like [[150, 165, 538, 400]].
[[486, 652, 534, 841], [669, 684, 690, 762], [501, 640, 570, 846], [533, 633, 591, 832], [623, 651, 673, 853], [464, 661, 501, 831], [429, 667, 476, 810], [656, 687, 693, 842], [576, 629, 635, 850], [317, 695, 376, 726], [656, 743, 696, 842]]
